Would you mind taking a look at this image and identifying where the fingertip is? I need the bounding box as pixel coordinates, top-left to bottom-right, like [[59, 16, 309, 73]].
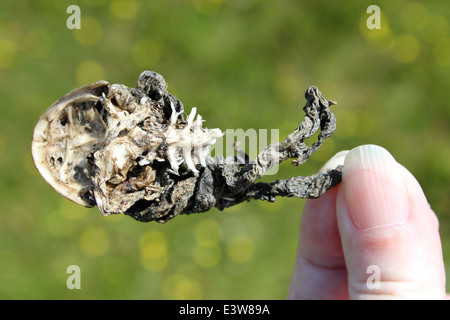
[[336, 144, 446, 299]]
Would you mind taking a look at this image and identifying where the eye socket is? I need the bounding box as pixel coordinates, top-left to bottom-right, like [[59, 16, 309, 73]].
[[59, 112, 68, 126], [94, 99, 108, 125], [110, 97, 119, 107]]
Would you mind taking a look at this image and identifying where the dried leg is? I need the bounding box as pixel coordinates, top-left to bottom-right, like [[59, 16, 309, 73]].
[[184, 86, 341, 217], [216, 166, 343, 210], [220, 86, 338, 188]]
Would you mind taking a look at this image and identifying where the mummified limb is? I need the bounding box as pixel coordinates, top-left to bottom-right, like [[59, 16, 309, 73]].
[[215, 166, 343, 211], [223, 86, 338, 188], [181, 86, 341, 219]]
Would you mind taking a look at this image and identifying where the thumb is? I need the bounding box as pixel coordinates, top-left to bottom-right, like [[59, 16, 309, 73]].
[[336, 145, 446, 299]]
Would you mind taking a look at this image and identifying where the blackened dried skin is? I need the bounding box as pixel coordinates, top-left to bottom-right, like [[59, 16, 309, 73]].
[[126, 82, 342, 223], [214, 166, 343, 211], [171, 86, 342, 221]]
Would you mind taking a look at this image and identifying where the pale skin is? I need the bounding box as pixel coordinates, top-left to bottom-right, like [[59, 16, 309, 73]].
[[288, 144, 447, 299]]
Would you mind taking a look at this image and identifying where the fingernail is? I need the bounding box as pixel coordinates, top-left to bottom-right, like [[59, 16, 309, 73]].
[[342, 145, 409, 230], [318, 150, 349, 174]]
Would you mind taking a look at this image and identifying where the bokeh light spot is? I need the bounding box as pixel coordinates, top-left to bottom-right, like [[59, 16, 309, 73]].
[[420, 15, 448, 44], [194, 244, 221, 268], [82, 0, 107, 6], [399, 2, 427, 32], [59, 198, 90, 221], [110, 0, 139, 21], [139, 229, 169, 271], [0, 38, 17, 68], [193, 0, 225, 15], [73, 17, 103, 47], [220, 217, 246, 242], [162, 273, 203, 299], [392, 34, 420, 63], [79, 226, 110, 256], [434, 37, 450, 67], [194, 219, 221, 247], [226, 234, 254, 263], [132, 39, 161, 68], [76, 60, 106, 86]]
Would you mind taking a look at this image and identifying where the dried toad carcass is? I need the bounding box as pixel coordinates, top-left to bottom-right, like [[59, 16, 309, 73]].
[[32, 71, 342, 223]]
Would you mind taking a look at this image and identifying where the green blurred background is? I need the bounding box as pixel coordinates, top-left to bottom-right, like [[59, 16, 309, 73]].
[[0, 0, 449, 299]]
